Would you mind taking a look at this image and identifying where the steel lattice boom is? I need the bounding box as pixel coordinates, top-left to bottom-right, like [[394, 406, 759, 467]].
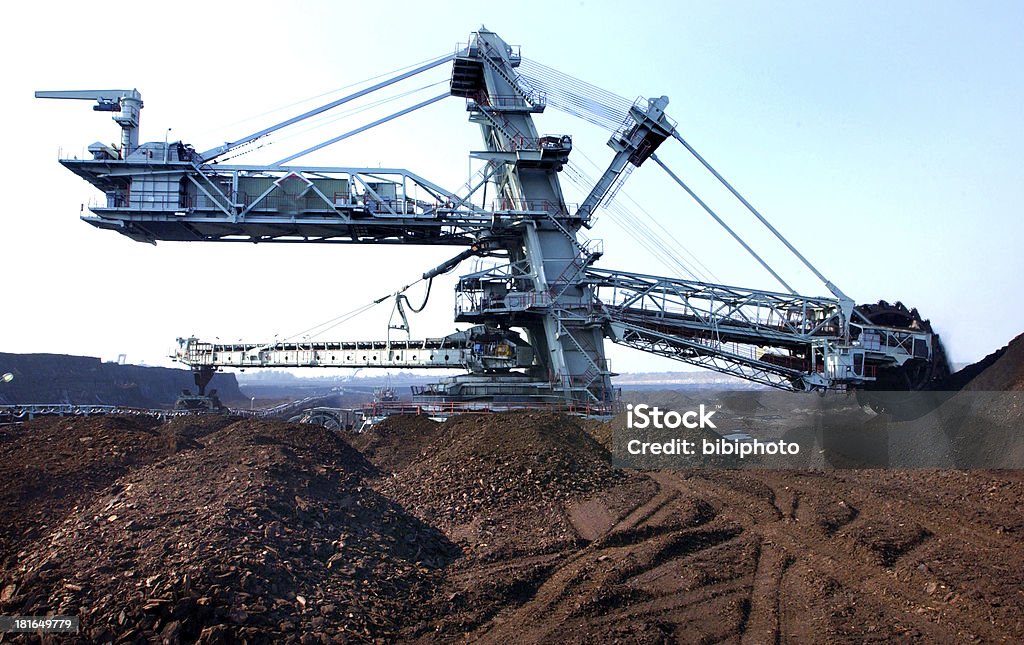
[[38, 28, 950, 408]]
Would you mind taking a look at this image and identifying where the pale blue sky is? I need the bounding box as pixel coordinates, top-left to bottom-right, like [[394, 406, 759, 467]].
[[2, 0, 1021, 373]]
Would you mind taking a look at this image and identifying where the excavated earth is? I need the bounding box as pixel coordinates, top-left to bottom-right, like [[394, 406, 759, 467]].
[[1, 334, 1023, 643]]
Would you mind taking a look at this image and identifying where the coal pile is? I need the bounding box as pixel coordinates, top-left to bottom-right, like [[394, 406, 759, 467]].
[[961, 332, 1024, 391], [1, 341, 1023, 644], [0, 353, 244, 408], [361, 413, 633, 559], [0, 415, 234, 561], [0, 418, 457, 643]]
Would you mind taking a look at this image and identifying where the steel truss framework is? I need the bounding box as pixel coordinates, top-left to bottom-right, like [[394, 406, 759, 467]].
[[65, 159, 501, 245], [174, 327, 531, 372], [38, 28, 946, 404], [587, 267, 844, 389]]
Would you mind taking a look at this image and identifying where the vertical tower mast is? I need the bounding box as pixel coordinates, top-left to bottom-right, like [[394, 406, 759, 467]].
[[452, 29, 613, 403]]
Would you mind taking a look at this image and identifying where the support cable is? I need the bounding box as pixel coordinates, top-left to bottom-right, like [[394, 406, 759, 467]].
[[278, 276, 427, 344], [518, 58, 631, 131], [522, 59, 843, 298], [650, 153, 797, 294], [195, 52, 451, 140], [272, 80, 448, 145], [671, 131, 848, 300], [562, 163, 696, 279], [273, 92, 449, 165], [520, 58, 631, 110], [616, 186, 721, 283], [220, 80, 447, 162], [200, 53, 454, 162], [568, 152, 718, 283]]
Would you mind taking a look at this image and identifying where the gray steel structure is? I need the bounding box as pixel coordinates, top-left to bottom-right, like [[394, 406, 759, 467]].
[[173, 326, 533, 372], [38, 29, 948, 405]]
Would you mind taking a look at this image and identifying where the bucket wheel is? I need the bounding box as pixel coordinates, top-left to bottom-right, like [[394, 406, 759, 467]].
[[854, 300, 951, 392], [854, 300, 953, 417]]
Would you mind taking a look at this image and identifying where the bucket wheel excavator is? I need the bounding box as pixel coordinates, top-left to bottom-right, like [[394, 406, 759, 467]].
[[37, 28, 949, 414]]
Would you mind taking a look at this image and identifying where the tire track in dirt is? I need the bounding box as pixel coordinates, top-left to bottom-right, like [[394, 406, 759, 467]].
[[454, 464, 1020, 643], [740, 541, 792, 645], [668, 470, 1014, 642], [471, 473, 749, 643], [370, 405, 1024, 643]]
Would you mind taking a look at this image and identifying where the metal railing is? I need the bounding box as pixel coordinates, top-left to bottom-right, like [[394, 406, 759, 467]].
[[363, 398, 619, 419], [0, 404, 175, 422], [493, 198, 575, 214], [455, 289, 554, 316], [0, 403, 271, 424], [471, 94, 547, 111]]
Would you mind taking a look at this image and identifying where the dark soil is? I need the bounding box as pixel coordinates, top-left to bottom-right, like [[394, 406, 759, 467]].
[[0, 415, 235, 562], [0, 337, 1022, 643], [1, 419, 456, 643], [961, 332, 1024, 391]]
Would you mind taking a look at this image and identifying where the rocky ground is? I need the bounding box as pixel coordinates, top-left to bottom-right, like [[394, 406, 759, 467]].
[[1, 334, 1022, 643]]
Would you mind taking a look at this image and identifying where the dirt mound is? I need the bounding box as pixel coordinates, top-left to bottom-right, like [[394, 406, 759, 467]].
[[363, 413, 635, 558], [0, 352, 244, 407], [578, 416, 613, 450], [346, 414, 445, 472], [2, 409, 1023, 642], [943, 346, 1008, 391], [961, 332, 1024, 391], [0, 418, 457, 643], [356, 413, 657, 638], [0, 415, 236, 562], [873, 332, 1024, 467]]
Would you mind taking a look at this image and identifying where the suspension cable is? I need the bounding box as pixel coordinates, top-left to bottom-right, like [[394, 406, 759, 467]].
[[518, 58, 632, 131], [651, 153, 797, 294], [569, 149, 718, 283], [220, 80, 448, 162], [195, 52, 452, 140], [201, 53, 454, 162], [670, 131, 848, 300], [277, 276, 427, 344], [521, 58, 841, 298], [563, 161, 697, 280]]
